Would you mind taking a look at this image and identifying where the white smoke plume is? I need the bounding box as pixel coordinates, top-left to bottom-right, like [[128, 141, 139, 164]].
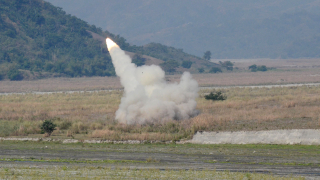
[[106, 38, 199, 124]]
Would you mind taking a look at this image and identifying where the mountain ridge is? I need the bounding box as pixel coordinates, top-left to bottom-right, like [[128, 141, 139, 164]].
[[45, 0, 320, 58], [0, 0, 216, 81]]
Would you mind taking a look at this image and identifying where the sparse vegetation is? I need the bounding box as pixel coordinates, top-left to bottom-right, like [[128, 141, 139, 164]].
[[181, 60, 192, 69], [209, 67, 222, 73], [198, 67, 204, 73], [160, 60, 180, 74], [0, 166, 304, 179], [204, 91, 226, 101], [249, 64, 268, 72], [1, 85, 320, 140], [219, 61, 234, 71], [0, 141, 314, 179]]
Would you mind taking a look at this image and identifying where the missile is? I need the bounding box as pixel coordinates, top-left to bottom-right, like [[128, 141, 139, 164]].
[[106, 38, 119, 51]]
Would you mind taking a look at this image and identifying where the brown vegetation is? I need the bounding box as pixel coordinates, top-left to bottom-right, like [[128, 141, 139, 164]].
[[1, 67, 320, 93], [1, 85, 319, 140]]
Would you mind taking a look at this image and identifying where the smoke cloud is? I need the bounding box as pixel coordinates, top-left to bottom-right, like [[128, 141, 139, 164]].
[[106, 38, 199, 124]]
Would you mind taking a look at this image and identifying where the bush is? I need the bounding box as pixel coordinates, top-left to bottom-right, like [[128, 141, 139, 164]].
[[181, 60, 192, 69], [160, 60, 179, 73], [219, 61, 234, 71], [132, 53, 146, 66], [59, 120, 72, 130], [5, 29, 17, 38], [257, 65, 267, 71], [248, 64, 257, 71], [198, 67, 204, 73], [204, 91, 227, 101], [40, 120, 57, 136], [209, 67, 222, 73], [7, 68, 23, 81], [249, 64, 267, 72]]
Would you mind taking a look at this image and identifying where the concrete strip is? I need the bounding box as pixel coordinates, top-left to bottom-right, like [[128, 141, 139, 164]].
[[191, 129, 320, 145], [1, 129, 320, 145]]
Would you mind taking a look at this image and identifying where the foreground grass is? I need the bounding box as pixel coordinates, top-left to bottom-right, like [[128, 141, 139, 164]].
[[0, 141, 316, 179], [1, 141, 319, 167], [0, 85, 320, 140], [0, 166, 305, 180]]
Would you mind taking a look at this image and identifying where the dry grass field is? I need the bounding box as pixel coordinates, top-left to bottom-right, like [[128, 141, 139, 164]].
[[0, 58, 319, 141], [1, 59, 320, 93], [1, 85, 319, 141], [1, 59, 320, 179]]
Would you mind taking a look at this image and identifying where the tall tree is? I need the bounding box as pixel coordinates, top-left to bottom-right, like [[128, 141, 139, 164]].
[[203, 51, 211, 60]]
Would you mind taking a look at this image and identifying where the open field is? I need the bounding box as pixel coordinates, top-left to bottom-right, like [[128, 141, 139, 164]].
[[1, 58, 320, 93], [1, 167, 304, 180], [0, 141, 317, 179], [212, 58, 320, 69], [1, 69, 320, 93], [1, 59, 320, 178], [0, 85, 320, 141]]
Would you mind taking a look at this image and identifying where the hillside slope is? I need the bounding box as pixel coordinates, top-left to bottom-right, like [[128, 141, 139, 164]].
[[0, 0, 215, 80], [45, 0, 320, 58]]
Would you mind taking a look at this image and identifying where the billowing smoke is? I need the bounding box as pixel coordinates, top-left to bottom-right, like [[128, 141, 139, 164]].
[[106, 38, 199, 124]]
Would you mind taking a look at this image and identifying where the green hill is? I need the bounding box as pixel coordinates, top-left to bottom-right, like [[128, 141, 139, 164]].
[[0, 0, 214, 81]]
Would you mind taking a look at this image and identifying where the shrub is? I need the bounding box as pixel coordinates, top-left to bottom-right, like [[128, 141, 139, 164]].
[[40, 120, 57, 136], [132, 53, 146, 66], [204, 91, 227, 101], [59, 121, 72, 130], [219, 61, 234, 71], [257, 65, 267, 71], [5, 29, 17, 38], [249, 64, 267, 72], [198, 67, 204, 73], [209, 67, 222, 73], [248, 64, 257, 71], [160, 60, 179, 73], [7, 68, 23, 81], [70, 122, 88, 134], [181, 60, 192, 69]]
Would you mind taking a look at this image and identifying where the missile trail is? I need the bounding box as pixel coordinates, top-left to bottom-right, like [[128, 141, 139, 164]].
[[106, 38, 199, 124]]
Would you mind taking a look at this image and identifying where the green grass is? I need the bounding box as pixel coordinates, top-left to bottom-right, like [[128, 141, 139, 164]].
[[0, 166, 305, 180], [1, 141, 320, 166], [0, 158, 148, 164], [0, 141, 313, 179]]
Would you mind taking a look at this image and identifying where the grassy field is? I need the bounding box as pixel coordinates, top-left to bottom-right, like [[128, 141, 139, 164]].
[[1, 69, 320, 93], [1, 58, 320, 93], [0, 59, 319, 179], [0, 85, 319, 141], [0, 166, 305, 179], [0, 141, 316, 179]]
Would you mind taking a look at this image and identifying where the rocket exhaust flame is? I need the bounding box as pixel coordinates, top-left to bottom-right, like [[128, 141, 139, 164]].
[[106, 38, 119, 51], [106, 38, 199, 124]]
